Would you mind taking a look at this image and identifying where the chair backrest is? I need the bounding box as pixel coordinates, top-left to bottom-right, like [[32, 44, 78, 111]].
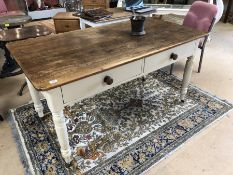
[[183, 1, 217, 32], [0, 0, 7, 13]]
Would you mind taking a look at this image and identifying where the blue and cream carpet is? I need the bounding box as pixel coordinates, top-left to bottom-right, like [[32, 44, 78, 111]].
[[9, 70, 233, 175]]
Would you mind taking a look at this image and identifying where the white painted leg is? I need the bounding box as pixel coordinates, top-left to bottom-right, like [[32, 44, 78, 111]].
[[26, 77, 44, 117], [41, 88, 72, 164], [80, 18, 86, 30], [180, 56, 194, 102]]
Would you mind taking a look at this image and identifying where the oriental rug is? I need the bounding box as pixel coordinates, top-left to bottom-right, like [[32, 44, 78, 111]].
[[9, 70, 233, 175]]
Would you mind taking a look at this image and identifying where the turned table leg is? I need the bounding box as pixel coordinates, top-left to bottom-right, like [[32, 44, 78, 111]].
[[180, 56, 194, 102], [26, 77, 44, 117], [42, 88, 72, 164]]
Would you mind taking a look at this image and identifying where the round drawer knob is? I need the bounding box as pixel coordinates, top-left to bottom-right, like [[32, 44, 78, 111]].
[[104, 76, 113, 85], [170, 53, 178, 60]]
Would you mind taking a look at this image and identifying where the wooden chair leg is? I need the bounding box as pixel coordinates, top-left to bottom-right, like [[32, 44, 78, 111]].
[[170, 63, 174, 75], [198, 46, 205, 73]]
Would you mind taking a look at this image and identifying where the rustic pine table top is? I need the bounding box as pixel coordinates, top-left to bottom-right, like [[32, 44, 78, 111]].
[[7, 18, 206, 91]]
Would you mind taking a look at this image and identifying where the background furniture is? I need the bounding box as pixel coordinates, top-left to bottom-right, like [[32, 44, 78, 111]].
[[0, 13, 31, 79], [79, 7, 190, 30], [0, 114, 3, 121], [80, 8, 131, 29], [53, 12, 80, 33], [117, 0, 223, 24], [0, 15, 31, 28], [223, 0, 233, 23], [3, 0, 27, 12], [0, 0, 26, 16], [170, 1, 217, 74], [0, 25, 52, 95], [83, 0, 109, 9], [25, 0, 66, 20]]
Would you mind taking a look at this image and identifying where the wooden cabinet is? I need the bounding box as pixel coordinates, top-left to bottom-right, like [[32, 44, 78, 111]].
[[53, 12, 80, 33], [83, 0, 109, 9]]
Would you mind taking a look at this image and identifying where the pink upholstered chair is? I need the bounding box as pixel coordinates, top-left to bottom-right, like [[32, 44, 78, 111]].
[[0, 0, 7, 14], [0, 0, 26, 16], [170, 1, 218, 74]]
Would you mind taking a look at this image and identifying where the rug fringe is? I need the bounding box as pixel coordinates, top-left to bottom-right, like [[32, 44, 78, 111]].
[[7, 109, 35, 175]]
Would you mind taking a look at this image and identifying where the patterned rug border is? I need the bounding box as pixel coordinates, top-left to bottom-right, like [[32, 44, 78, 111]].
[[142, 106, 233, 175], [8, 110, 35, 175], [8, 70, 233, 175]]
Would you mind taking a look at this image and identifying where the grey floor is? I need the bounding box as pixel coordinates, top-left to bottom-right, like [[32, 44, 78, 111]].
[[0, 22, 233, 175]]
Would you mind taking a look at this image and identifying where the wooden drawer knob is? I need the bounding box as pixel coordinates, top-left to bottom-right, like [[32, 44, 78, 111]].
[[104, 76, 113, 85], [170, 53, 178, 60]]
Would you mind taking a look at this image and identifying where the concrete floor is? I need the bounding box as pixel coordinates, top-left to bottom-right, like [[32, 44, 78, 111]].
[[0, 22, 233, 175]]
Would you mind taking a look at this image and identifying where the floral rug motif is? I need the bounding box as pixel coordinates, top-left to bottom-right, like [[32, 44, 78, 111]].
[[9, 70, 233, 175]]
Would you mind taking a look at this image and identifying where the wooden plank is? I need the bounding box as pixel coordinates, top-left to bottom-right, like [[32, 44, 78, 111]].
[[7, 17, 207, 91]]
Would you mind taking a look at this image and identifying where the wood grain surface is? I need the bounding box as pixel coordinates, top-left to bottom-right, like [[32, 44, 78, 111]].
[[7, 17, 207, 91]]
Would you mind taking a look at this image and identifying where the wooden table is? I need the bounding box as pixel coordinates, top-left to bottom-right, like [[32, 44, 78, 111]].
[[80, 8, 132, 29], [0, 25, 51, 78], [0, 15, 32, 28], [223, 0, 233, 23], [7, 18, 206, 163], [0, 25, 51, 42]]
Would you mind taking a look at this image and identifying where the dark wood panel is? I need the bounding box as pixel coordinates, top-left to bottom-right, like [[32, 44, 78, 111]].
[[7, 17, 207, 91]]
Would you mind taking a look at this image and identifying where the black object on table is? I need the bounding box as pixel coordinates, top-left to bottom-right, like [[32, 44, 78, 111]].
[[0, 25, 52, 95]]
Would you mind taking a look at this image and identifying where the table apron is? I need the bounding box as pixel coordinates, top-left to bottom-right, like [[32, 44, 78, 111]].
[[61, 40, 198, 105]]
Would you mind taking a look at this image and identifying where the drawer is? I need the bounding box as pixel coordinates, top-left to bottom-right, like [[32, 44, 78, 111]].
[[54, 19, 80, 33], [144, 41, 197, 74], [62, 59, 143, 104]]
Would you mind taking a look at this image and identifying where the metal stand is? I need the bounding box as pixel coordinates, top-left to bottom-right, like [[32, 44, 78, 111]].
[[0, 42, 22, 78], [0, 115, 3, 121], [18, 81, 27, 96]]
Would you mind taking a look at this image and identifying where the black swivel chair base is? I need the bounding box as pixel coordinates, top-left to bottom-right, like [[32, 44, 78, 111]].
[[18, 81, 27, 96], [0, 115, 3, 121]]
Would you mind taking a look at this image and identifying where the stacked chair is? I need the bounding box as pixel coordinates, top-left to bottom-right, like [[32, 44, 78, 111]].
[[170, 1, 218, 74]]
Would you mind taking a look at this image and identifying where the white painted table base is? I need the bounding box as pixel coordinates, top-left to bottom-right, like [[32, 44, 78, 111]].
[[26, 40, 197, 163]]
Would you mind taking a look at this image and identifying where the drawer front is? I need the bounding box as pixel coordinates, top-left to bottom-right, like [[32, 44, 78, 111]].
[[144, 41, 197, 74], [62, 59, 143, 104], [54, 19, 80, 33]]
